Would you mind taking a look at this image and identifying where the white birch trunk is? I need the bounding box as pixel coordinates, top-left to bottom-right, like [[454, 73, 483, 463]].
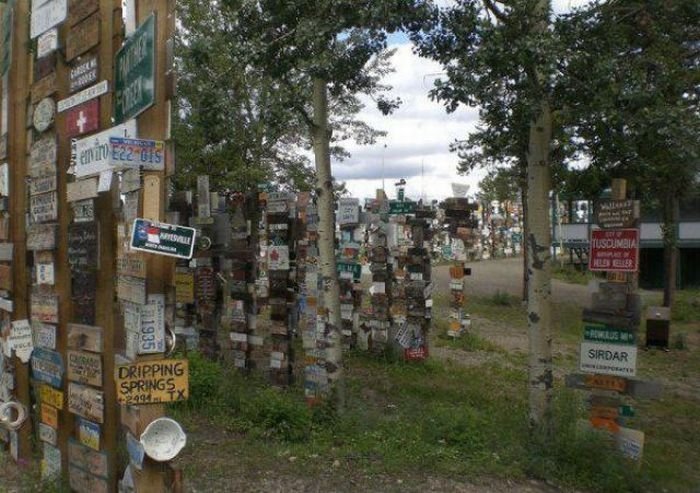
[[311, 78, 343, 398]]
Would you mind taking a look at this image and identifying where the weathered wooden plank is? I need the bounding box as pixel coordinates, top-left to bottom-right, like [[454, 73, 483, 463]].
[[565, 373, 662, 400]]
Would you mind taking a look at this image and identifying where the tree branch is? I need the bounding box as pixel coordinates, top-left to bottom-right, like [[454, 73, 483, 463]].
[[482, 0, 509, 24]]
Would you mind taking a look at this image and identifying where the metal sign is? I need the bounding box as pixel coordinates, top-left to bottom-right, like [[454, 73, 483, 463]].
[[580, 341, 637, 377], [109, 137, 165, 170], [115, 358, 189, 405], [67, 350, 102, 386], [138, 295, 165, 354], [114, 14, 155, 123], [589, 229, 640, 272], [8, 319, 33, 362], [69, 54, 99, 93], [27, 223, 58, 250], [77, 417, 100, 451], [33, 97, 56, 133], [337, 198, 360, 225], [595, 200, 640, 229], [37, 28, 59, 58], [31, 347, 64, 388], [30, 191, 58, 223], [68, 382, 104, 423], [66, 12, 99, 61], [72, 199, 95, 223], [389, 200, 416, 215], [583, 325, 635, 345], [65, 98, 99, 138], [41, 403, 59, 428], [30, 0, 67, 39], [39, 384, 64, 409], [57, 79, 108, 113], [72, 120, 136, 177], [39, 423, 58, 446], [130, 218, 196, 260]]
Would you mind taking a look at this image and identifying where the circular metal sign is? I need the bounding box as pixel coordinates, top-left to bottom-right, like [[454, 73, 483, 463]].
[[33, 97, 56, 133]]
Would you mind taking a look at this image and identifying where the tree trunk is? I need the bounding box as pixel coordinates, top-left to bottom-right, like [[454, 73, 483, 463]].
[[526, 99, 553, 429], [662, 193, 679, 308], [311, 77, 344, 405], [521, 178, 529, 302]]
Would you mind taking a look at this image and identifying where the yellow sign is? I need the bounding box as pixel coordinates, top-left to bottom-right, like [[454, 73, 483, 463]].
[[115, 358, 189, 405], [40, 384, 64, 410], [175, 271, 195, 304]]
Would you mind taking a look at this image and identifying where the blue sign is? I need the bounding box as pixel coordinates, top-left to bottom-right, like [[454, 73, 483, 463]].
[[31, 348, 64, 388]]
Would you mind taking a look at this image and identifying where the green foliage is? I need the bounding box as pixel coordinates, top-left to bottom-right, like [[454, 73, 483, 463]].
[[183, 350, 224, 410], [551, 263, 595, 286], [672, 289, 700, 322], [491, 289, 514, 306]]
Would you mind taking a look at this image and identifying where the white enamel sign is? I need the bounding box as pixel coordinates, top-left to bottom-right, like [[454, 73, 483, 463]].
[[37, 28, 59, 58], [72, 120, 136, 177], [57, 80, 108, 113], [580, 341, 637, 378], [30, 0, 67, 39]]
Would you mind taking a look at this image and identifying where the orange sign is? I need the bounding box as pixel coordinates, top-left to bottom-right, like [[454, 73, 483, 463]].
[[41, 403, 59, 429], [584, 374, 626, 393]]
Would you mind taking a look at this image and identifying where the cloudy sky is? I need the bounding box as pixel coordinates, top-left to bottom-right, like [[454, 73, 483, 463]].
[[333, 0, 591, 202]]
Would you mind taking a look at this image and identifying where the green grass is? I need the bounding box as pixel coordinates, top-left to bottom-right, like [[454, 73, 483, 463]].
[[671, 289, 700, 322], [551, 263, 598, 285]]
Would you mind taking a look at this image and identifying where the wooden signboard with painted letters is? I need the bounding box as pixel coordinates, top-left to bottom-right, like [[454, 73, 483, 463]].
[[30, 191, 59, 223], [27, 224, 58, 251], [116, 253, 147, 278], [68, 382, 104, 423], [67, 350, 102, 386], [117, 275, 147, 305], [66, 177, 98, 202], [69, 54, 99, 93], [30, 175, 58, 196], [67, 222, 99, 271], [31, 291, 59, 324], [67, 324, 103, 353], [29, 133, 57, 177], [66, 13, 100, 61], [115, 359, 189, 405]]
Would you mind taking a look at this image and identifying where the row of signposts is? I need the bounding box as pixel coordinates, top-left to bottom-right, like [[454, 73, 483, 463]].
[[0, 2, 189, 492]]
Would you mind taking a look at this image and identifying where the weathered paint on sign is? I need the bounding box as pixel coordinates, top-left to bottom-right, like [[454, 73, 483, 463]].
[[41, 403, 59, 428], [65, 98, 99, 138], [138, 295, 165, 354], [30, 0, 68, 39], [30, 191, 58, 223], [595, 200, 640, 229], [69, 54, 99, 93], [39, 383, 64, 409], [37, 28, 59, 58], [58, 80, 108, 113], [68, 439, 108, 478], [68, 382, 104, 423], [30, 175, 58, 196], [66, 177, 98, 202], [27, 223, 58, 250], [33, 97, 56, 132], [67, 324, 103, 353], [68, 0, 98, 26], [116, 253, 147, 278], [589, 229, 640, 273], [175, 271, 195, 304], [116, 275, 147, 305], [31, 291, 59, 323], [66, 13, 99, 61], [69, 464, 109, 493], [29, 132, 57, 177], [76, 417, 100, 450], [39, 422, 58, 445], [114, 14, 155, 123], [32, 72, 57, 103], [67, 350, 102, 386], [33, 322, 57, 350], [115, 358, 189, 405], [31, 348, 64, 388]]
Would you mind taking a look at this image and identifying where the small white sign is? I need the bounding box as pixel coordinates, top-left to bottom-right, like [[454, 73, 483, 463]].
[[337, 198, 360, 225], [139, 295, 165, 354], [72, 120, 137, 177], [30, 0, 67, 39], [36, 262, 55, 285], [9, 319, 34, 363], [580, 341, 637, 377], [57, 80, 109, 113], [37, 28, 59, 58]]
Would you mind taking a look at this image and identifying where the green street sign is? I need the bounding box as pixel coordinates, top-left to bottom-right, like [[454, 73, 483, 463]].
[[114, 13, 155, 123], [388, 200, 415, 215], [583, 324, 635, 345], [130, 218, 196, 260], [337, 262, 361, 280]]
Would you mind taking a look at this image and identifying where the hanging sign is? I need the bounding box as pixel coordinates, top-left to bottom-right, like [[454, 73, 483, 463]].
[[37, 28, 59, 59], [31, 348, 64, 388], [114, 358, 189, 405], [595, 200, 640, 229], [33, 97, 56, 132], [580, 341, 637, 377], [68, 382, 104, 423], [58, 79, 108, 113], [65, 12, 99, 61], [30, 0, 68, 39], [30, 191, 59, 223], [114, 14, 155, 123], [589, 229, 640, 272], [130, 218, 196, 260], [65, 99, 99, 138], [67, 350, 102, 386], [69, 54, 99, 93], [72, 120, 136, 177], [109, 137, 165, 170]]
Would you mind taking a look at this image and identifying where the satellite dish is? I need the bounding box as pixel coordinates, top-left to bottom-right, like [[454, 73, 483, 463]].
[[451, 183, 469, 197]]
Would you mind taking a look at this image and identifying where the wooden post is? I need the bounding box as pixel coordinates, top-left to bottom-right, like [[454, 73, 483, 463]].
[[7, 0, 32, 464]]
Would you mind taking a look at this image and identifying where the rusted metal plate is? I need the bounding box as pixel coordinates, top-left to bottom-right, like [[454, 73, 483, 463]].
[[66, 13, 100, 62], [69, 54, 99, 93], [65, 98, 99, 138], [32, 72, 57, 104], [68, 0, 98, 26]]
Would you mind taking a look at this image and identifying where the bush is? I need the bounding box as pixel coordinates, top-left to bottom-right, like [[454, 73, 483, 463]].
[[491, 290, 513, 306]]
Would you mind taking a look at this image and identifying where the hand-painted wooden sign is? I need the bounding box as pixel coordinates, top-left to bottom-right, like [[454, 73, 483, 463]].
[[116, 253, 147, 278], [33, 321, 57, 350], [31, 348, 64, 388], [8, 319, 33, 362], [37, 28, 59, 59], [33, 97, 56, 133], [110, 137, 165, 170], [117, 275, 147, 305], [30, 0, 68, 39], [130, 218, 196, 260], [32, 72, 57, 103], [68, 382, 104, 423], [77, 417, 100, 450], [66, 177, 98, 202], [29, 133, 57, 177], [338, 198, 360, 225], [72, 199, 95, 223], [35, 53, 57, 82], [67, 324, 103, 353], [114, 358, 189, 405], [27, 224, 58, 250], [67, 350, 102, 386], [68, 0, 98, 26], [72, 120, 136, 177], [41, 403, 59, 428], [31, 291, 59, 323], [30, 175, 58, 196], [595, 200, 640, 229], [69, 54, 99, 93], [30, 191, 58, 223], [65, 12, 99, 61], [39, 383, 64, 409], [67, 222, 99, 271], [68, 439, 108, 478], [65, 99, 99, 138], [58, 80, 108, 113]]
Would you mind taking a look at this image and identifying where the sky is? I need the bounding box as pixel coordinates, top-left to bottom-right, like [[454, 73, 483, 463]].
[[333, 0, 592, 203]]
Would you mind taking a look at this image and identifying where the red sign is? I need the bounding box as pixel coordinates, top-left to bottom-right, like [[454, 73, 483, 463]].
[[65, 99, 100, 138], [404, 346, 428, 361], [589, 229, 639, 272]]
